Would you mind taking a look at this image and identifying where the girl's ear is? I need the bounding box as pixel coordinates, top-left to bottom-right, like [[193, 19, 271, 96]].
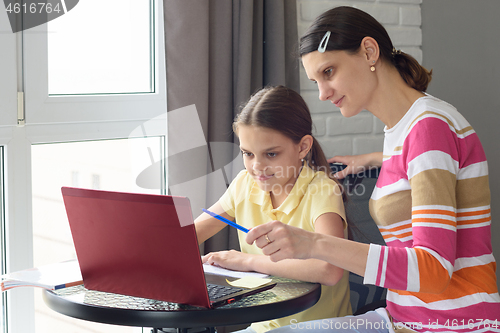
[[299, 135, 313, 160]]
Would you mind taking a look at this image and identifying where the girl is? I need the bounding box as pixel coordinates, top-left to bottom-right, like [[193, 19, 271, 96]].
[[195, 85, 352, 333], [247, 6, 500, 333]]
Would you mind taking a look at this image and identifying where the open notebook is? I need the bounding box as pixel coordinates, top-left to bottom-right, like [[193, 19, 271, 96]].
[[0, 260, 83, 291]]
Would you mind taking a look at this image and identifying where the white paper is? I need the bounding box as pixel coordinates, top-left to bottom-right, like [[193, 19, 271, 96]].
[[203, 264, 269, 279], [226, 276, 273, 288], [1, 259, 83, 291]]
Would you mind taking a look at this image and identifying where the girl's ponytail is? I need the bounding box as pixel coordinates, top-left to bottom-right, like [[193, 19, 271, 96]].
[[306, 137, 348, 204]]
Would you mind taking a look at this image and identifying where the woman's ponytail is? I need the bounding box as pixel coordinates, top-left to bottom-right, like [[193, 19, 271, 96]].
[[392, 51, 432, 92]]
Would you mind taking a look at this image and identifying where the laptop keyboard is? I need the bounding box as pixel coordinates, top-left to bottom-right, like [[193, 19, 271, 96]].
[[206, 283, 243, 300]]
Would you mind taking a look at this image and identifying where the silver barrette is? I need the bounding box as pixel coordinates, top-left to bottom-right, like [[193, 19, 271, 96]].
[[318, 31, 331, 53]]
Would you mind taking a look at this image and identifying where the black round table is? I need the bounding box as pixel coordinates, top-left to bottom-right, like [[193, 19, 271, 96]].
[[43, 276, 321, 333]]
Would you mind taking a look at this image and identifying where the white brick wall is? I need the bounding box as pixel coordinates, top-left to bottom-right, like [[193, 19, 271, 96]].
[[297, 0, 422, 158]]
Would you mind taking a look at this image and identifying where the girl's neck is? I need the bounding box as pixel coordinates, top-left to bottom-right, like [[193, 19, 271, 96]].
[[269, 164, 304, 209], [270, 191, 287, 209]]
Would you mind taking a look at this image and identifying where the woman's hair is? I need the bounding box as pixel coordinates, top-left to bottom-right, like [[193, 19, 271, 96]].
[[299, 6, 432, 92], [233, 85, 346, 197]]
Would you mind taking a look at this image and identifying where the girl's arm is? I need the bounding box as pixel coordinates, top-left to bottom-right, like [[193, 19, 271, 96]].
[[194, 201, 230, 244], [203, 212, 347, 286]]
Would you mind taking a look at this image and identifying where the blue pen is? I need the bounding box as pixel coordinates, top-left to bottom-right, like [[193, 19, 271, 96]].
[[202, 208, 249, 233]]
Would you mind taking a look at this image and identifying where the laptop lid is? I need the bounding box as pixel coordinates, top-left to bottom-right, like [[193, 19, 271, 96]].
[[62, 187, 213, 307], [61, 187, 275, 308]]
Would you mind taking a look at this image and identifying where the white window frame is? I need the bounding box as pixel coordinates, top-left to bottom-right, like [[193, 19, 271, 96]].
[[0, 1, 167, 332], [24, 0, 166, 127]]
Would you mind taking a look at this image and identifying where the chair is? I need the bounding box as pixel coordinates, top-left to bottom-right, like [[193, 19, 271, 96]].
[[331, 164, 387, 315]]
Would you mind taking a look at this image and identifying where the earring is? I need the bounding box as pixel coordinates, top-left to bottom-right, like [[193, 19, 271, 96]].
[[370, 61, 376, 72]]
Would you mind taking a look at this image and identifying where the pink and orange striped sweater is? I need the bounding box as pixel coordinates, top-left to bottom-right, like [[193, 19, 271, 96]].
[[366, 95, 500, 332]]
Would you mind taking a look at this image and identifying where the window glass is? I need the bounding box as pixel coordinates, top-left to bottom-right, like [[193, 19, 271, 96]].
[[48, 0, 153, 95], [32, 138, 162, 333]]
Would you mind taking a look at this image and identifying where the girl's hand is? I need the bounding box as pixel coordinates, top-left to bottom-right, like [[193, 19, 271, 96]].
[[246, 221, 318, 262], [202, 250, 253, 272], [328, 152, 382, 180]]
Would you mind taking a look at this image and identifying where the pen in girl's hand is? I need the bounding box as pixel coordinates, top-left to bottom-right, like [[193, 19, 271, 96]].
[[202, 208, 249, 233]]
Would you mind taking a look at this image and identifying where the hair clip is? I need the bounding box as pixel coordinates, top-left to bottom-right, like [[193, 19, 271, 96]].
[[318, 31, 331, 53], [392, 48, 402, 57]]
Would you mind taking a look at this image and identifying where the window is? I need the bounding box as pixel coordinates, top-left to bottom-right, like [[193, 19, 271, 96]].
[[0, 0, 167, 332], [48, 0, 154, 95], [24, 0, 166, 126], [32, 138, 163, 333]]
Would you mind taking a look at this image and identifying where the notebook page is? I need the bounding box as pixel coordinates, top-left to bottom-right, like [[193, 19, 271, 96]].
[[203, 264, 269, 279]]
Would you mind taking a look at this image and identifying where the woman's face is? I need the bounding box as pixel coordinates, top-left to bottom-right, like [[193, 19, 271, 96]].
[[302, 49, 376, 117], [237, 125, 304, 197]]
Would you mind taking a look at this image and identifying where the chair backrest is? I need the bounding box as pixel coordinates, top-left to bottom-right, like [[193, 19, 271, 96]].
[[331, 164, 387, 314]]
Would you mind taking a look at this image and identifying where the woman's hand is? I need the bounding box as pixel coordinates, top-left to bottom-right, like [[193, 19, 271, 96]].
[[245, 221, 319, 262], [202, 250, 253, 272], [328, 152, 382, 180]]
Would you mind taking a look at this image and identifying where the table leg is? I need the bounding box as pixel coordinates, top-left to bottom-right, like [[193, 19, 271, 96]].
[[151, 328, 216, 333]]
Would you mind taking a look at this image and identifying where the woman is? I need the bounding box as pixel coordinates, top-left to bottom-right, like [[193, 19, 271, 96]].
[[246, 6, 500, 333]]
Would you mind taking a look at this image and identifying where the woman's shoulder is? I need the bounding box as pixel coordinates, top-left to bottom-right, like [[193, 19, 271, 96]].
[[408, 94, 472, 131]]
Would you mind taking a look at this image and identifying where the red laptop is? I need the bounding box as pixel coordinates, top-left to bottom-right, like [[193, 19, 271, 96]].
[[61, 187, 275, 308]]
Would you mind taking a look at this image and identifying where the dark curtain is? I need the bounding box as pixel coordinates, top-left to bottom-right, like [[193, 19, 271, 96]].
[[164, 0, 299, 255]]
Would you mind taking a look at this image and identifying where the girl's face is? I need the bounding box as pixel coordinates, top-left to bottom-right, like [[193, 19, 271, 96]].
[[237, 125, 306, 198], [302, 49, 376, 117]]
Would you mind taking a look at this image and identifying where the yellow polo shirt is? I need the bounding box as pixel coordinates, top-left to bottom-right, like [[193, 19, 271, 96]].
[[219, 166, 352, 333]]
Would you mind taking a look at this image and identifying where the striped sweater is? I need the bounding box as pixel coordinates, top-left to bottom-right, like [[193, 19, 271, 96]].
[[366, 95, 500, 332]]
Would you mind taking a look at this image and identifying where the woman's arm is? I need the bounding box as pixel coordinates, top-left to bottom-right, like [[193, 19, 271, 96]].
[[203, 212, 347, 286], [328, 152, 383, 180], [194, 201, 230, 244], [248, 117, 469, 294], [246, 220, 370, 278]]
